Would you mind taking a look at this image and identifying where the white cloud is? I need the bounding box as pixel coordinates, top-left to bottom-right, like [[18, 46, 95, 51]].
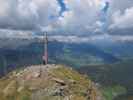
[[0, 0, 10, 17], [0, 0, 133, 36], [0, 0, 60, 30], [110, 7, 133, 29], [55, 0, 101, 33], [54, 0, 133, 34]]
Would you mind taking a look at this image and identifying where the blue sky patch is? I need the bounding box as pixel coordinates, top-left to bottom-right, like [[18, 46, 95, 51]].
[[57, 0, 67, 16]]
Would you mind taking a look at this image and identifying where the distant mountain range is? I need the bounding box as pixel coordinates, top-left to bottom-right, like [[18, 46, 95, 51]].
[[0, 36, 133, 76], [0, 36, 133, 100]]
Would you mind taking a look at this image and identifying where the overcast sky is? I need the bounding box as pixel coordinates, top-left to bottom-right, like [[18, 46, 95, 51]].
[[0, 0, 133, 36]]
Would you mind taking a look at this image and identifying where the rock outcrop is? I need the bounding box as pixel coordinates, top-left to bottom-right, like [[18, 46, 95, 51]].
[[0, 64, 103, 100]]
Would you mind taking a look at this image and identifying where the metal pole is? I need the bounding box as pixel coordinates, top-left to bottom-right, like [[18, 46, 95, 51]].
[[45, 32, 48, 64], [43, 32, 48, 65]]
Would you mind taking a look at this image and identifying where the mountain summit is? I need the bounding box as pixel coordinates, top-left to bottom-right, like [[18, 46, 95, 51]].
[[0, 64, 103, 100]]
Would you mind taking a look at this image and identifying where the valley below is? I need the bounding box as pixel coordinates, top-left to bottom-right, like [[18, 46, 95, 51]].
[[0, 38, 133, 100]]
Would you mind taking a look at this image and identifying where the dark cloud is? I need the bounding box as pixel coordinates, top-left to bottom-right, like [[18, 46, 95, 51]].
[[109, 28, 133, 36]]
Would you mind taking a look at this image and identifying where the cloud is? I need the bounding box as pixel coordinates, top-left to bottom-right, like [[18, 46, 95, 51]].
[[110, 7, 133, 29], [55, 0, 101, 34], [0, 0, 133, 36], [0, 0, 60, 31], [0, 29, 33, 38], [0, 0, 9, 17], [55, 0, 133, 34]]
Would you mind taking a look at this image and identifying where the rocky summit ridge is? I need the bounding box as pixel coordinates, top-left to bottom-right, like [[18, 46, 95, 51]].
[[0, 64, 103, 100]]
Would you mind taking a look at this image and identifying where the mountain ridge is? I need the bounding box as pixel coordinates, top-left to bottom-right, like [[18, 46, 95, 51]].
[[0, 64, 103, 100]]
